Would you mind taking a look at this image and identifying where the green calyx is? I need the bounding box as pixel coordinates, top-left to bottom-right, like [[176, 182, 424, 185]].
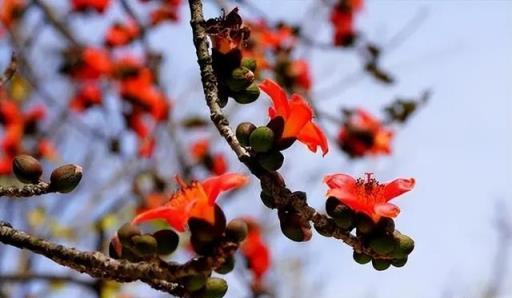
[[249, 126, 275, 153], [257, 151, 284, 172], [226, 67, 255, 92], [231, 82, 260, 104]]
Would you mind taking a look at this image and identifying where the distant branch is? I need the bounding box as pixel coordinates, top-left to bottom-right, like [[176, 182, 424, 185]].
[[0, 52, 16, 87]]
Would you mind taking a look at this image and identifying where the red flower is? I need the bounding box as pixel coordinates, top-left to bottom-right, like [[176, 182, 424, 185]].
[[150, 1, 181, 26], [0, 0, 25, 27], [38, 139, 58, 160], [290, 59, 312, 91], [205, 8, 250, 54], [259, 79, 328, 155], [105, 20, 140, 47], [240, 218, 270, 284], [132, 173, 248, 232], [324, 172, 415, 222], [338, 109, 393, 157], [329, 0, 363, 46], [69, 83, 102, 111], [71, 0, 111, 13]]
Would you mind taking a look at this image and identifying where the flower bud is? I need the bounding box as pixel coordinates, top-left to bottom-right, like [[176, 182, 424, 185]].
[[236, 122, 256, 147], [391, 232, 414, 258], [12, 155, 42, 184], [241, 58, 257, 72], [391, 257, 408, 268], [278, 209, 312, 242], [153, 229, 179, 255], [226, 67, 254, 92], [355, 213, 375, 235], [190, 235, 217, 255], [327, 201, 354, 230], [183, 274, 207, 292], [231, 82, 260, 104], [260, 191, 276, 209], [249, 126, 275, 153], [257, 151, 284, 172], [225, 219, 248, 242], [131, 234, 158, 257], [376, 217, 395, 234], [215, 256, 235, 274], [353, 251, 371, 264], [49, 164, 83, 193], [197, 277, 228, 298], [117, 223, 142, 247], [369, 235, 396, 255], [189, 205, 226, 243], [372, 258, 391, 271]]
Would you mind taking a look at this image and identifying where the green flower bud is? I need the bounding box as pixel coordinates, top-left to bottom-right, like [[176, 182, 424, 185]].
[[197, 277, 228, 298], [257, 151, 284, 172], [355, 213, 375, 235], [278, 209, 312, 242], [391, 232, 415, 257], [372, 258, 391, 271], [183, 274, 207, 292], [131, 234, 158, 257], [215, 256, 235, 274], [153, 229, 179, 255], [369, 235, 396, 255], [190, 235, 217, 255], [12, 155, 42, 184], [225, 219, 248, 242], [391, 257, 408, 268], [49, 164, 83, 193], [260, 191, 276, 209], [376, 217, 395, 234], [236, 122, 256, 147], [249, 126, 275, 153], [117, 223, 142, 247], [326, 201, 354, 230], [241, 58, 257, 72], [353, 251, 372, 264], [231, 82, 260, 104], [226, 67, 254, 92]]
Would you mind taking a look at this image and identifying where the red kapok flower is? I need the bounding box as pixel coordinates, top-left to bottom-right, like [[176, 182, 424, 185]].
[[240, 218, 270, 284], [71, 0, 111, 13], [338, 108, 393, 157], [205, 8, 250, 54], [259, 79, 328, 155], [0, 0, 25, 27], [105, 20, 140, 47], [132, 173, 248, 232], [324, 172, 415, 222]]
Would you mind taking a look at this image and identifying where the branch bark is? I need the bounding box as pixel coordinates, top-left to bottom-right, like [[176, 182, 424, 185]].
[[0, 182, 51, 198], [0, 221, 239, 296]]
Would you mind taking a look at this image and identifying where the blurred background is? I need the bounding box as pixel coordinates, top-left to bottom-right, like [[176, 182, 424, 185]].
[[0, 0, 511, 297]]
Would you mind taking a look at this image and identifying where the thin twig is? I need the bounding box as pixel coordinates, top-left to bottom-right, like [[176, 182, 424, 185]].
[[0, 52, 16, 87]]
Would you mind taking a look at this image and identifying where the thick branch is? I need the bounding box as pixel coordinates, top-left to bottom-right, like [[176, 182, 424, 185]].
[[0, 182, 51, 198], [187, 0, 391, 260], [0, 221, 239, 296]]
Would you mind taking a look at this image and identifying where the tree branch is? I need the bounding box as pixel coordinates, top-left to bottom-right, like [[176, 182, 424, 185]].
[[0, 182, 51, 198], [0, 52, 16, 87], [187, 0, 392, 260], [0, 221, 239, 296]]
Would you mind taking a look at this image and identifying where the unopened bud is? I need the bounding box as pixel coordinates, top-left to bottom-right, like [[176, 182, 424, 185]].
[[369, 235, 396, 255], [225, 219, 248, 242], [278, 209, 312, 242], [236, 122, 256, 147], [231, 82, 260, 104], [391, 257, 408, 268], [249, 126, 275, 153], [226, 67, 254, 92], [215, 256, 235, 274], [12, 155, 42, 184], [372, 258, 391, 271], [183, 274, 207, 292], [241, 58, 257, 72], [257, 151, 284, 172], [197, 277, 228, 298], [131, 234, 158, 257], [353, 251, 371, 264], [49, 164, 83, 193], [117, 223, 142, 247], [153, 229, 179, 255], [391, 231, 415, 258]]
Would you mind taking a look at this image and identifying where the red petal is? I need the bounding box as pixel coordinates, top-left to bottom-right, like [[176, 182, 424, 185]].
[[323, 173, 356, 189], [259, 79, 290, 118], [201, 172, 248, 204], [132, 206, 188, 232], [282, 94, 313, 138], [382, 178, 415, 202], [374, 202, 400, 219], [297, 122, 329, 155]]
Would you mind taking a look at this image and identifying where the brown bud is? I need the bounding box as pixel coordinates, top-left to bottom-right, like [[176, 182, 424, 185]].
[[49, 164, 83, 193], [225, 219, 248, 242], [12, 155, 42, 184]]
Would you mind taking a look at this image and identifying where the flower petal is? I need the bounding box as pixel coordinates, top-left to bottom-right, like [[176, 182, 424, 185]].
[[132, 206, 189, 232], [297, 121, 329, 155], [382, 178, 415, 201], [323, 173, 356, 189], [282, 94, 312, 138], [259, 79, 290, 117], [202, 172, 249, 204], [374, 202, 400, 219]]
